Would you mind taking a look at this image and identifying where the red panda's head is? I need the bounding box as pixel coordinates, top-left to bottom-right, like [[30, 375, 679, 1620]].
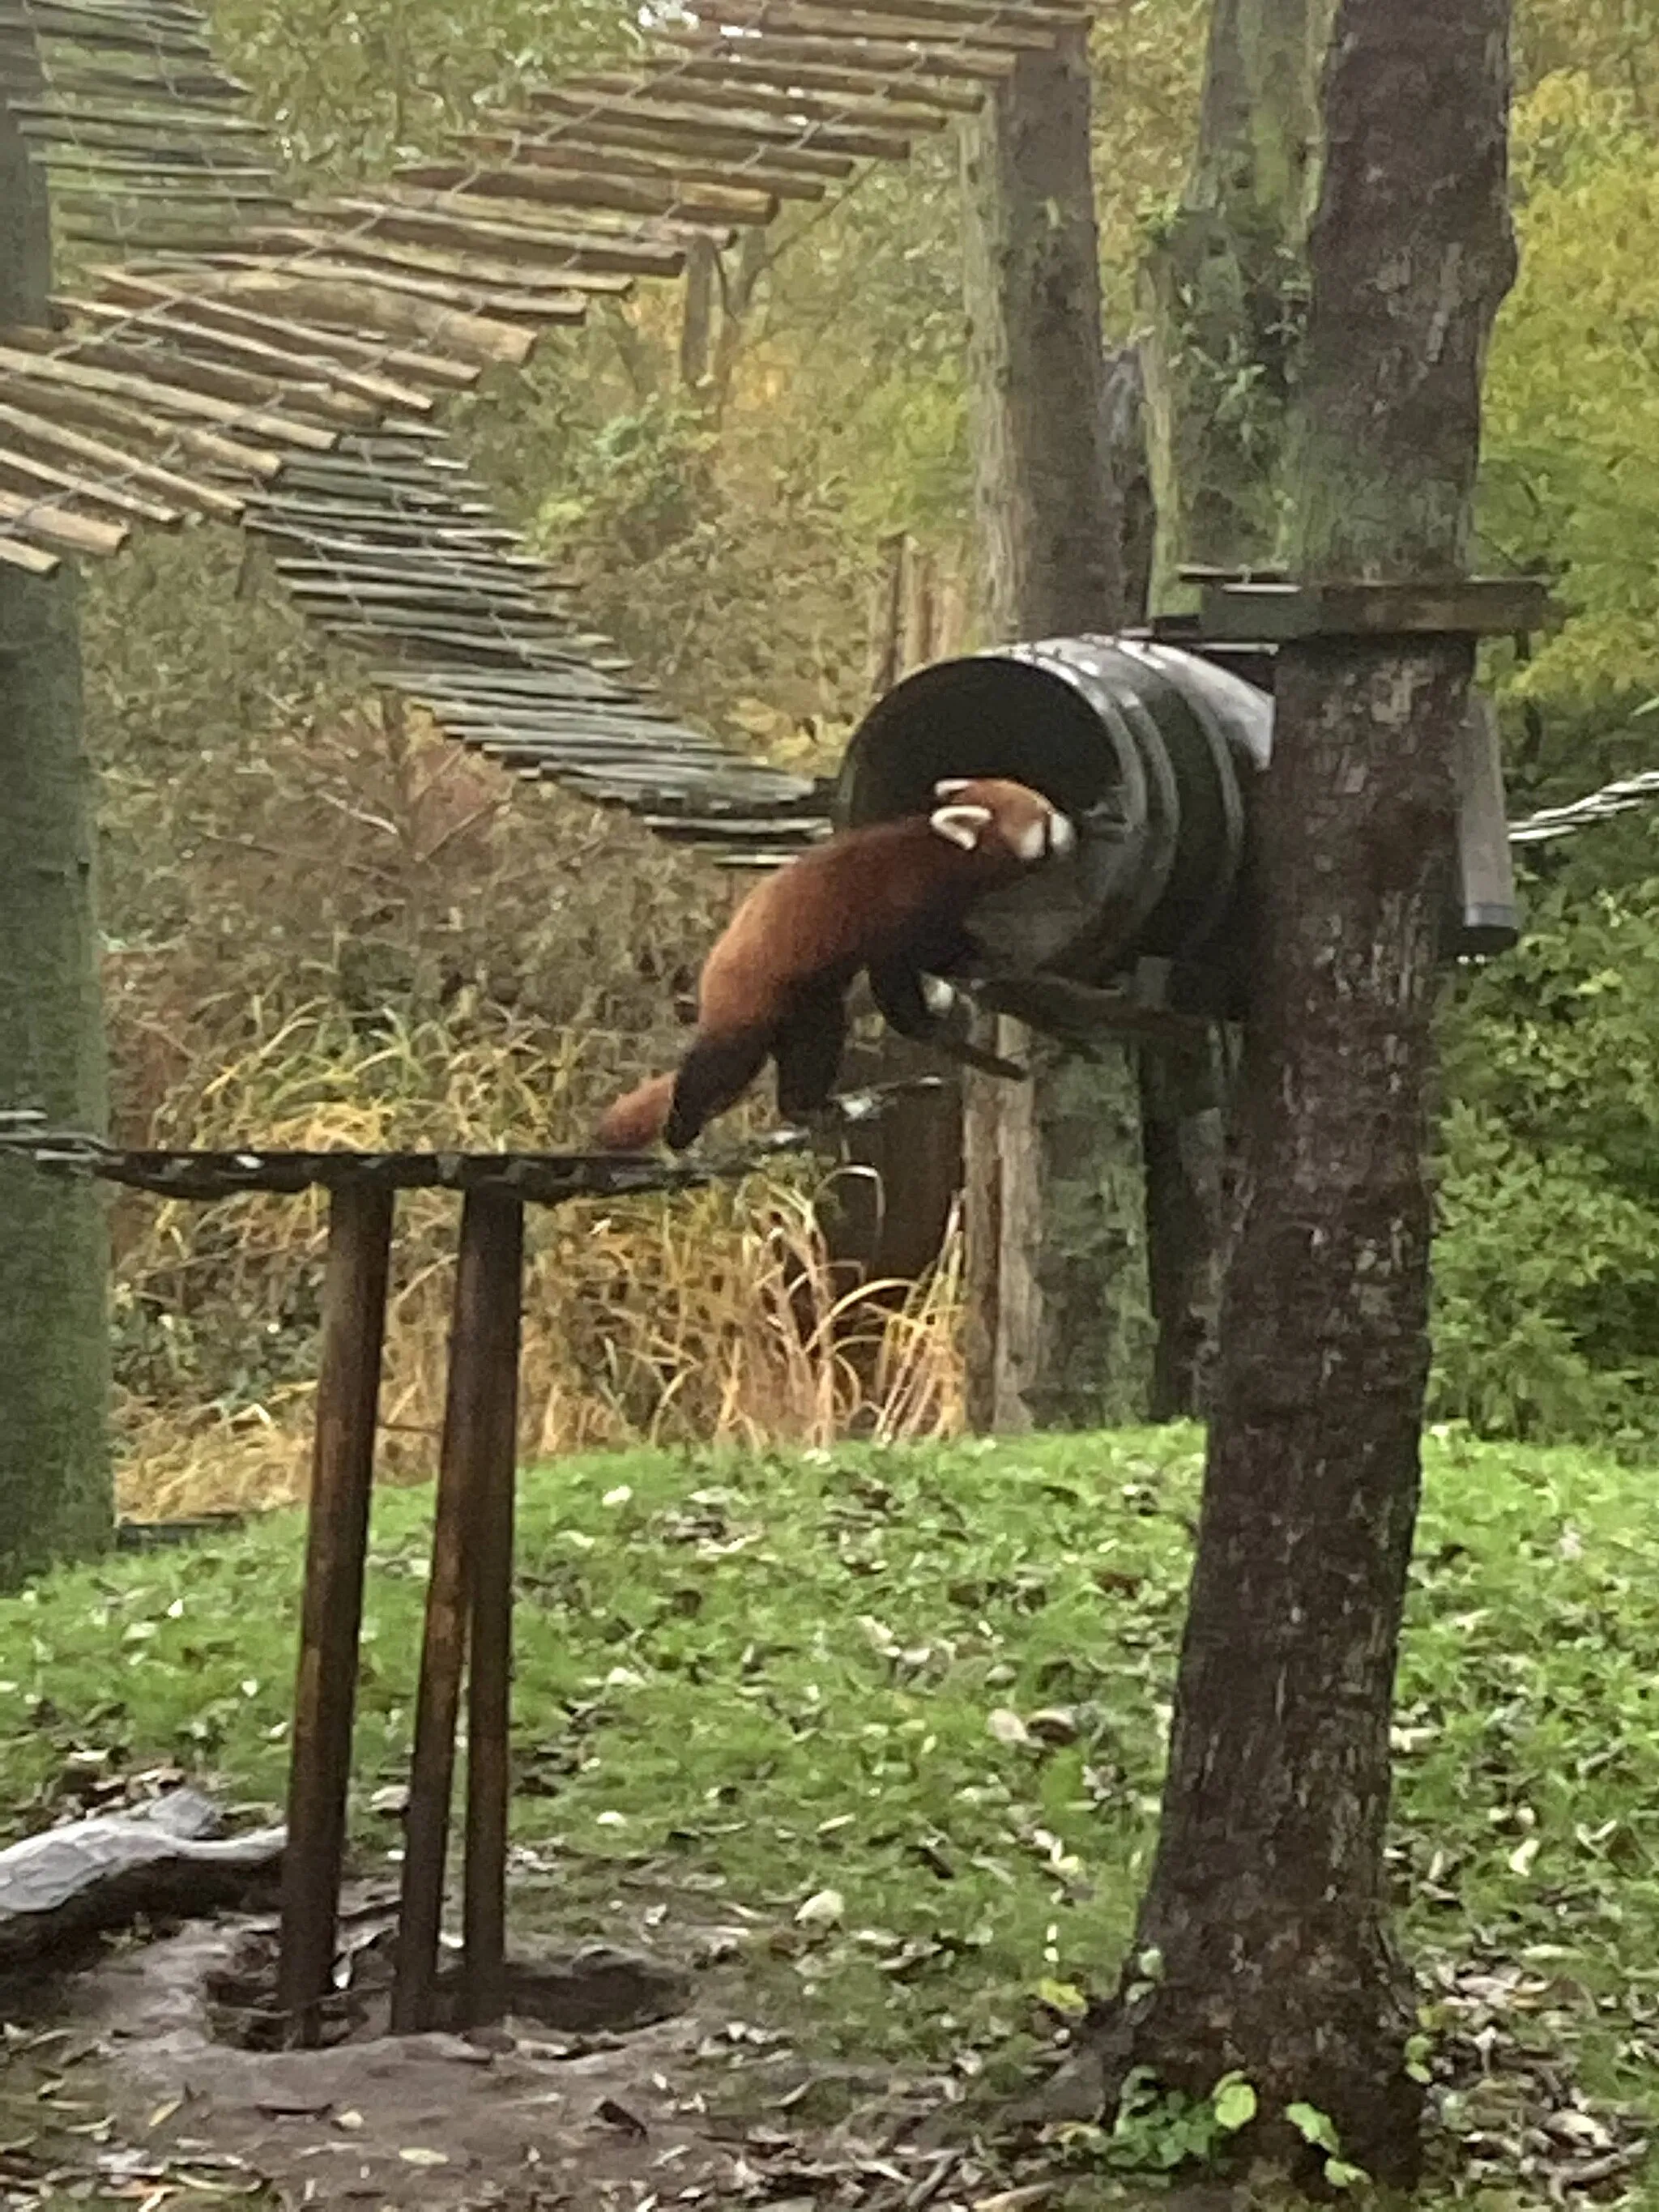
[[928, 778, 1077, 867]]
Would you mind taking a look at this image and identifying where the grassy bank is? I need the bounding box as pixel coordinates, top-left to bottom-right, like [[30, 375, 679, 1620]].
[[2, 1427, 1657, 2192]]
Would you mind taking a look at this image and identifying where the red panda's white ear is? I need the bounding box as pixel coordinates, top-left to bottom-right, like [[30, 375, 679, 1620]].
[[933, 778, 974, 799], [929, 803, 992, 852]]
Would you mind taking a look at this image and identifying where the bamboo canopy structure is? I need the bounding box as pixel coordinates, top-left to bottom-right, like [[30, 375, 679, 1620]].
[[0, 0, 1093, 862]]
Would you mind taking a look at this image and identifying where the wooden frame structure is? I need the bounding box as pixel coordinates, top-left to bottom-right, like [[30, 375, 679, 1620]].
[[0, 1096, 937, 2039], [0, 1130, 723, 2039]]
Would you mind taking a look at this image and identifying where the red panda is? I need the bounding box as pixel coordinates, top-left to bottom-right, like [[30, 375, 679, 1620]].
[[595, 776, 1077, 1153]]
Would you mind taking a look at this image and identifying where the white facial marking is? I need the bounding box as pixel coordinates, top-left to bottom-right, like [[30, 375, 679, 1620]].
[[929, 803, 992, 852], [921, 974, 957, 1017], [1011, 816, 1047, 863], [1047, 811, 1077, 857]]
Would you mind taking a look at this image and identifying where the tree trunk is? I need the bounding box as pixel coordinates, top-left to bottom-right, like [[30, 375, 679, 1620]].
[[1134, 0, 1336, 1421], [1101, 343, 1155, 630], [1142, 0, 1333, 602], [959, 14, 1150, 1433], [679, 234, 717, 394], [0, 74, 113, 1584], [1097, 0, 1517, 2182], [1139, 1038, 1225, 1422]]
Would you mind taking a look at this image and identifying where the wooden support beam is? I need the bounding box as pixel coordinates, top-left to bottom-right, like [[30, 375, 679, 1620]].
[[756, 0, 1090, 23], [686, 0, 1055, 50], [0, 332, 338, 450], [1195, 575, 1553, 641], [527, 85, 881, 168], [321, 194, 690, 277], [654, 23, 1015, 81], [390, 1189, 524, 2034], [276, 1183, 394, 2047], [0, 481, 127, 556], [160, 263, 545, 362], [394, 158, 778, 231], [461, 1191, 524, 2030], [533, 76, 916, 161], [0, 532, 60, 575], [0, 439, 181, 526], [233, 227, 638, 296], [630, 58, 958, 129], [0, 373, 280, 485], [467, 122, 827, 201], [58, 294, 437, 415], [89, 270, 479, 393], [646, 42, 986, 110]]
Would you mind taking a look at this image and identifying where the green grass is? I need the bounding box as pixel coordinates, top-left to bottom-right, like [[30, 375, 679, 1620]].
[[3, 1426, 1659, 2171]]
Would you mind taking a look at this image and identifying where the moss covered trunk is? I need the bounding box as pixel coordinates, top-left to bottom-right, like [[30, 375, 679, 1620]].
[[1143, 0, 1333, 599], [1134, 0, 1336, 1422], [958, 15, 1151, 1433], [0, 76, 113, 1583], [1097, 0, 1517, 2181]]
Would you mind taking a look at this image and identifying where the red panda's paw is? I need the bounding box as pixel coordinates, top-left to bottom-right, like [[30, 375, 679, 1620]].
[[594, 1072, 676, 1152]]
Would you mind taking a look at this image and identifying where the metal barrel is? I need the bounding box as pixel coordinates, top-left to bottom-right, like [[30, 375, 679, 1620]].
[[838, 633, 1515, 1025], [837, 635, 1272, 1016]]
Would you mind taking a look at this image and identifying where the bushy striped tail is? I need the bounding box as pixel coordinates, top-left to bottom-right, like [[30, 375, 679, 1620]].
[[594, 1072, 676, 1151]]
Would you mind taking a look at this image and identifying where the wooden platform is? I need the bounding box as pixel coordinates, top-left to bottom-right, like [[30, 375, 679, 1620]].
[[0, 1095, 940, 2039]]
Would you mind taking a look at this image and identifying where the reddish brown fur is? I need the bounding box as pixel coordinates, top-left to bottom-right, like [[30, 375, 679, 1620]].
[[594, 778, 1066, 1152], [595, 1073, 677, 1152]]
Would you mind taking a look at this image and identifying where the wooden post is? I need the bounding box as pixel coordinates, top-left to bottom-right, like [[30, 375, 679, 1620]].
[[461, 1191, 524, 2028], [390, 1188, 522, 2032], [277, 1182, 394, 2045]]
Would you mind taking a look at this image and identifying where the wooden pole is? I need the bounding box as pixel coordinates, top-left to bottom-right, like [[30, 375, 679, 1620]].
[[277, 1182, 394, 2045], [461, 1191, 524, 2028], [390, 1188, 523, 2034]]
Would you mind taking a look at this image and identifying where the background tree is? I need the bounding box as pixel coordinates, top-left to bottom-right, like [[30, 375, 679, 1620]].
[[1089, 0, 1518, 2179], [0, 65, 113, 1583], [958, 8, 1152, 1433], [1130, 0, 1333, 1418]]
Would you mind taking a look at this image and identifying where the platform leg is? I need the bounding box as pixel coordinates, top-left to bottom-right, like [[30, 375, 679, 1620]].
[[277, 1183, 394, 2046], [462, 1191, 524, 2028], [390, 1188, 523, 2033]]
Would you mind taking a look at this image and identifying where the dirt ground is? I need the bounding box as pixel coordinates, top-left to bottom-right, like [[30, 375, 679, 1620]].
[[0, 1907, 1054, 2212]]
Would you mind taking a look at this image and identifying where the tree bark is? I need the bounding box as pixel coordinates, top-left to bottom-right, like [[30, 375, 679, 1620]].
[[1098, 0, 1517, 2183], [1142, 0, 1333, 601], [0, 67, 113, 1584], [959, 14, 1150, 1433], [1135, 0, 1336, 1421], [679, 234, 716, 395]]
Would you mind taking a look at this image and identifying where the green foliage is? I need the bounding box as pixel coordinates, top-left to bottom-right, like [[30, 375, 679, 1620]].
[[1480, 74, 1659, 741], [204, 0, 635, 176], [1433, 861, 1659, 1443]]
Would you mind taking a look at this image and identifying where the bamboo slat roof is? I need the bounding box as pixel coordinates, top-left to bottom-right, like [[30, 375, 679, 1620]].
[[0, 0, 1090, 859]]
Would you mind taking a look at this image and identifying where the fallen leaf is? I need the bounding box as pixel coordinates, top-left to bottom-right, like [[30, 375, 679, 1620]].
[[795, 1888, 845, 1929], [987, 1708, 1031, 1747], [398, 2146, 449, 2167]]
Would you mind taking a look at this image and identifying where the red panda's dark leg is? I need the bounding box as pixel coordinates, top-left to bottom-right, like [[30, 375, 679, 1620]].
[[663, 1028, 771, 1150], [868, 957, 1028, 1082], [773, 983, 849, 1122]]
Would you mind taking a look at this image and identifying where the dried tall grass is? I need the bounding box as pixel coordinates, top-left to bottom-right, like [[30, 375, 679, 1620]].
[[113, 1001, 963, 1520]]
